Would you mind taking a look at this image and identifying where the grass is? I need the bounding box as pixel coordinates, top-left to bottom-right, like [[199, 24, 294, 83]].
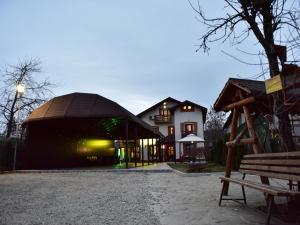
[[167, 162, 225, 173]]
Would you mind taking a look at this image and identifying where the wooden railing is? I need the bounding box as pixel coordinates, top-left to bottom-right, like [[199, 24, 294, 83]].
[[154, 115, 171, 123]]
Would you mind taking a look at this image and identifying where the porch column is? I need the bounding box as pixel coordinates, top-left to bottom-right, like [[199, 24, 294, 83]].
[[147, 138, 150, 165], [134, 127, 137, 167], [142, 138, 144, 166], [125, 119, 129, 169]]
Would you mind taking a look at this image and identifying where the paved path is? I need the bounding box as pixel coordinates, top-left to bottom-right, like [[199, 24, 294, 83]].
[[128, 162, 173, 172]]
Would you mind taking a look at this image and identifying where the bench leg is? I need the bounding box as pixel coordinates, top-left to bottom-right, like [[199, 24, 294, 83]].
[[241, 185, 247, 205], [219, 181, 225, 206], [266, 195, 274, 225]]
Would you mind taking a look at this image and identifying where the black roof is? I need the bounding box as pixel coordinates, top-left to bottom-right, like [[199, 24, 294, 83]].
[[24, 92, 163, 137], [137, 97, 181, 117], [214, 78, 267, 112], [137, 97, 207, 123]]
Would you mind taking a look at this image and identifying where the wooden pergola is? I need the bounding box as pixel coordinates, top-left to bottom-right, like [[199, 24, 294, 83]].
[[214, 78, 273, 193]]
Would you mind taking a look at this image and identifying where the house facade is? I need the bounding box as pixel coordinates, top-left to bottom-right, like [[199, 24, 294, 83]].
[[137, 97, 207, 161]]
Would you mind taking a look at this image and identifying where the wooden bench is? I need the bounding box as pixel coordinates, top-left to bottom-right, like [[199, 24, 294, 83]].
[[219, 151, 300, 225]]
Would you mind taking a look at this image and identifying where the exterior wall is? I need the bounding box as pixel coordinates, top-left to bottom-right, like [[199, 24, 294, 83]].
[[174, 107, 204, 159]]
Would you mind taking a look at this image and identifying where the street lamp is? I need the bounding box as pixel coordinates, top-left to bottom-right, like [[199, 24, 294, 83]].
[[16, 84, 25, 96], [13, 83, 25, 170]]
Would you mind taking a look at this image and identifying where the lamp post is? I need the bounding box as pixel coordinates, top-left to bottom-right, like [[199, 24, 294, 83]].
[[13, 83, 25, 170]]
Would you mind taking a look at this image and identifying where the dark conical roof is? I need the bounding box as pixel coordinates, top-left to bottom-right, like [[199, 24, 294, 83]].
[[24, 93, 162, 137], [25, 93, 134, 122]]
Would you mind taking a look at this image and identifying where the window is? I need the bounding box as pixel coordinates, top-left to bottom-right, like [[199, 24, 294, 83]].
[[181, 105, 194, 112], [168, 126, 175, 135], [159, 108, 170, 116], [181, 122, 197, 135]]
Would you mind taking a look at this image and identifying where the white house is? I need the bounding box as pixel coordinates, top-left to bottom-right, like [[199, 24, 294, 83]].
[[137, 97, 207, 161]]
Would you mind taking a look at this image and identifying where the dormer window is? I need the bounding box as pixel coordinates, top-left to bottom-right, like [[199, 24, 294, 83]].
[[181, 105, 194, 112]]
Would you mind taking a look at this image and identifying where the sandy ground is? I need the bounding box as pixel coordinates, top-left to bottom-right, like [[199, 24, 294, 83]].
[[0, 171, 289, 225]]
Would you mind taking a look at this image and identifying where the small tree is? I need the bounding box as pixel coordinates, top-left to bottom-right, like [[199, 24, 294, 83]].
[[205, 106, 227, 162], [189, 0, 300, 151], [0, 58, 54, 138]]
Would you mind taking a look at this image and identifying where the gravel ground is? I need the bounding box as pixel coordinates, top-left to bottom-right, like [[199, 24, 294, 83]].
[[0, 171, 289, 225], [0, 172, 160, 225]]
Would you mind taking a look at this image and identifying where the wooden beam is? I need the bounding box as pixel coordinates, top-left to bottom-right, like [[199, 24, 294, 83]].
[[223, 96, 255, 111], [225, 126, 248, 147], [244, 151, 300, 158], [224, 107, 239, 194], [243, 105, 260, 154], [226, 138, 256, 147]]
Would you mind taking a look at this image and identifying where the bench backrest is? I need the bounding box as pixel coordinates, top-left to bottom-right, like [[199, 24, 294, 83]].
[[239, 151, 300, 182]]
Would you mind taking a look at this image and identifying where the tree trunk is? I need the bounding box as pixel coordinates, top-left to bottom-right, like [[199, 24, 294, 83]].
[[274, 92, 295, 151]]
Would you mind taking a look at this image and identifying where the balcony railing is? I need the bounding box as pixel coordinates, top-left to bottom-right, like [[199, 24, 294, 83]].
[[154, 115, 172, 124]]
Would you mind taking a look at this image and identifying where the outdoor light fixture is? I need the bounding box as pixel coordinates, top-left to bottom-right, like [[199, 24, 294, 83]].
[[16, 84, 25, 94]]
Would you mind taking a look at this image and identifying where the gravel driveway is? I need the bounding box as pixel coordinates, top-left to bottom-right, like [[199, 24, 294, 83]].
[[0, 171, 288, 225], [0, 172, 160, 225]]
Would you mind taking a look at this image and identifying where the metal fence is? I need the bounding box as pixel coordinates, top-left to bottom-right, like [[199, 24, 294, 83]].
[[0, 138, 22, 171]]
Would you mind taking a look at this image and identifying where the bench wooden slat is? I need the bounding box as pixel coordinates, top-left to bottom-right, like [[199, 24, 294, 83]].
[[220, 177, 300, 196], [241, 159, 300, 166], [240, 164, 300, 174], [239, 169, 300, 182], [243, 151, 300, 159]]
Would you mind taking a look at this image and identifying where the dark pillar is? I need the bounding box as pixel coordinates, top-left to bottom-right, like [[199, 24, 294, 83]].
[[134, 127, 137, 167], [155, 138, 160, 162], [142, 138, 144, 166], [151, 138, 154, 163], [175, 142, 177, 164], [125, 119, 129, 169], [147, 138, 150, 165]]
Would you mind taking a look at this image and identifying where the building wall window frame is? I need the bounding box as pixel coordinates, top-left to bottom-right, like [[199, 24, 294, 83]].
[[181, 122, 197, 137], [168, 125, 175, 135]]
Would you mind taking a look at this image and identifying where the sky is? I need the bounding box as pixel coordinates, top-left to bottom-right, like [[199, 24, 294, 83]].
[[0, 0, 263, 114]]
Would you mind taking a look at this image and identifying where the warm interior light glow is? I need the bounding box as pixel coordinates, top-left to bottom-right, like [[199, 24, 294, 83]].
[[16, 84, 25, 93], [139, 139, 156, 147], [85, 139, 112, 148], [77, 139, 114, 156]]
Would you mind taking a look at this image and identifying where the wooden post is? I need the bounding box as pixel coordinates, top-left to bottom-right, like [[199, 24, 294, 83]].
[[243, 105, 270, 185], [147, 138, 150, 165], [174, 143, 177, 164], [142, 138, 144, 166], [152, 138, 154, 163], [125, 120, 129, 169], [224, 108, 239, 195], [134, 127, 137, 167], [243, 105, 260, 154], [155, 138, 158, 162]]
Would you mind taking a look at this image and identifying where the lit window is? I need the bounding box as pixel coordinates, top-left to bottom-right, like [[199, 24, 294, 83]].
[[181, 105, 194, 112]]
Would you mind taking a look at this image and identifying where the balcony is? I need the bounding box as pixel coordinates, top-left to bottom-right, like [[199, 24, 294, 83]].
[[154, 115, 172, 124]]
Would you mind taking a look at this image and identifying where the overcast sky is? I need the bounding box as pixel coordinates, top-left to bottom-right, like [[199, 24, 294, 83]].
[[0, 0, 263, 114]]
